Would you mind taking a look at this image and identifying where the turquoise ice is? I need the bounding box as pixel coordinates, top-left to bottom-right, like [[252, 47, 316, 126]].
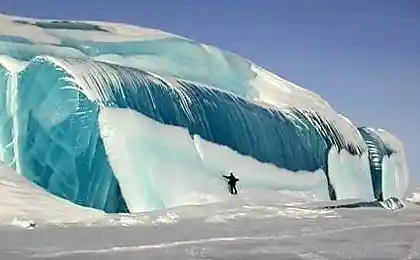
[[0, 14, 410, 213]]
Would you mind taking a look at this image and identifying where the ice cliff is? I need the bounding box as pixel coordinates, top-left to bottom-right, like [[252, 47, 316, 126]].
[[0, 14, 409, 213]]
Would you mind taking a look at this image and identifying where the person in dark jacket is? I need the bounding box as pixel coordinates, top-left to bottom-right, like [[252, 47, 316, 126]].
[[223, 172, 239, 195]]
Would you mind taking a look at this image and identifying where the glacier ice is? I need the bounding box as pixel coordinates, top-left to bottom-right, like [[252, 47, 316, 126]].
[[0, 13, 410, 213]]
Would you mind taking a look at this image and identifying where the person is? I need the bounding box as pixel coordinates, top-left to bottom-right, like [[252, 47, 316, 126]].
[[223, 172, 239, 195]]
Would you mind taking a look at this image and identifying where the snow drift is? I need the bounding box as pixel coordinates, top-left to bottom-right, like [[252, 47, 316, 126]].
[[0, 162, 104, 224]]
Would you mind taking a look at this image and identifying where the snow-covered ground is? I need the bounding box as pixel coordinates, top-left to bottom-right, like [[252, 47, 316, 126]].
[[1, 163, 419, 260]]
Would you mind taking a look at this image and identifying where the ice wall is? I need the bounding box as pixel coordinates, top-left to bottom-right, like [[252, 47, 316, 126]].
[[0, 56, 26, 169], [99, 107, 330, 212], [357, 127, 410, 200], [0, 13, 410, 212], [327, 146, 373, 200], [375, 129, 410, 199], [358, 127, 391, 200], [8, 56, 371, 212], [15, 57, 127, 213], [0, 63, 12, 163]]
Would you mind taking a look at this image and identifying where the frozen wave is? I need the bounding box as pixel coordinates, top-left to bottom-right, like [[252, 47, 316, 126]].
[[99, 107, 330, 212], [0, 13, 410, 213]]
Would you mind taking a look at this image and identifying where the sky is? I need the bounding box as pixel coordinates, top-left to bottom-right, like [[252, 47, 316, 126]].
[[1, 0, 419, 182]]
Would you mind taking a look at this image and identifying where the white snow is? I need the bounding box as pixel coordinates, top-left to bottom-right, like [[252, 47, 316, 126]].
[[0, 14, 61, 44], [250, 64, 332, 112], [0, 13, 177, 44], [0, 55, 28, 72], [407, 193, 420, 203], [0, 176, 419, 259], [0, 162, 106, 226], [250, 64, 368, 151]]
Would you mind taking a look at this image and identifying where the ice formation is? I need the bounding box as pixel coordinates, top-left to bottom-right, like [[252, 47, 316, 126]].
[[0, 13, 410, 213]]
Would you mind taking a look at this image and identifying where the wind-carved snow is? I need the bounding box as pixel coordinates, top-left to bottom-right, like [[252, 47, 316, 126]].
[[0, 13, 410, 214]]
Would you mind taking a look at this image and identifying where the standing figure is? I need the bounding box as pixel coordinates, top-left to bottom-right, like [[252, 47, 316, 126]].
[[223, 172, 239, 195]]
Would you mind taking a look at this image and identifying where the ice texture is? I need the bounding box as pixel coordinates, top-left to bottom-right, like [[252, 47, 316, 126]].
[[0, 13, 410, 212]]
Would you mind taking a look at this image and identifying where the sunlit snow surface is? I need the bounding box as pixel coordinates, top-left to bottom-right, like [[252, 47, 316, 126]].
[[1, 163, 420, 259], [0, 13, 410, 214]]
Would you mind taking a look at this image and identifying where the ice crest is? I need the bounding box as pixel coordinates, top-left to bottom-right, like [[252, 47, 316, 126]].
[[0, 13, 410, 213]]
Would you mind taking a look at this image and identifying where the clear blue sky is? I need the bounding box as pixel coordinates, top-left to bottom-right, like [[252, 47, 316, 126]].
[[2, 1, 419, 181]]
